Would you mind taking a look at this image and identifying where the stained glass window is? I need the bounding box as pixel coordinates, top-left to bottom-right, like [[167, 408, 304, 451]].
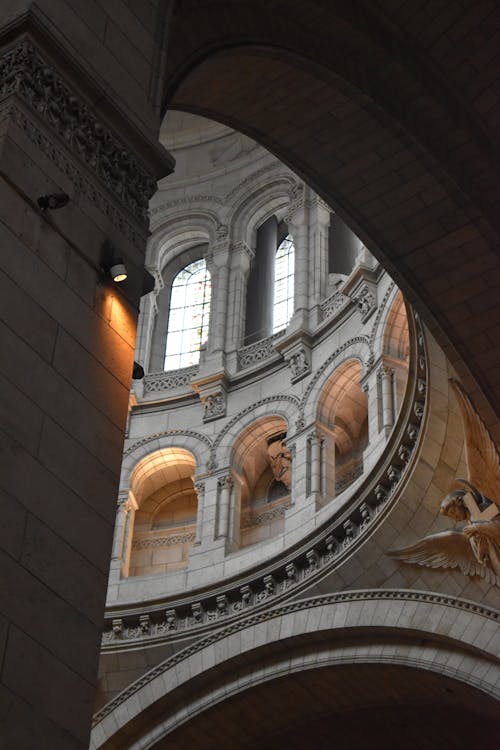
[[164, 259, 211, 370], [273, 234, 295, 333]]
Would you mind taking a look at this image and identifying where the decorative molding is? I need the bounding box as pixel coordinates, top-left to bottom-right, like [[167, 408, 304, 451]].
[[8, 102, 145, 247], [212, 394, 301, 453], [288, 347, 311, 383], [241, 501, 291, 529], [0, 40, 156, 224], [131, 532, 196, 551], [149, 193, 225, 218], [201, 390, 226, 422], [238, 331, 285, 369], [123, 429, 213, 459], [350, 283, 377, 322], [335, 460, 364, 493], [224, 163, 284, 202], [368, 281, 396, 350], [143, 366, 199, 393], [321, 290, 351, 319], [94, 588, 499, 726], [300, 335, 372, 413]]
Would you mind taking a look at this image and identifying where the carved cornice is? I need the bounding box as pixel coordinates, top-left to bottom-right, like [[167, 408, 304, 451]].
[[94, 587, 499, 725], [0, 40, 157, 225]]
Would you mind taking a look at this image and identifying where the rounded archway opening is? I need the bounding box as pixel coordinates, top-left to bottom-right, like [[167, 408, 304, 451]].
[[316, 359, 368, 500], [128, 448, 197, 577], [232, 415, 291, 548]]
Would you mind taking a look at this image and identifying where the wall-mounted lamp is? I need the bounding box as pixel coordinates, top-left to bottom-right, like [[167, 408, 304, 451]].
[[37, 192, 70, 211], [132, 362, 144, 380], [108, 258, 128, 283], [100, 240, 128, 283]]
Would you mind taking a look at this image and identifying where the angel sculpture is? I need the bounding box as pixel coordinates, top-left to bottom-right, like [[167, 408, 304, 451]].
[[388, 380, 500, 585]]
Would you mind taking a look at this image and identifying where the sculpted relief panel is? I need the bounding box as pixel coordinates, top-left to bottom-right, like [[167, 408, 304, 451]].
[[389, 380, 500, 585]]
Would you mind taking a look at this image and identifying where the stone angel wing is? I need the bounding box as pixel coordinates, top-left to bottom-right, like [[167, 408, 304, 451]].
[[449, 379, 500, 505], [387, 530, 498, 585]]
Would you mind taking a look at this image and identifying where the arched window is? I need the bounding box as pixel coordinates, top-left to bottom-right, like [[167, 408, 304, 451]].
[[164, 259, 211, 370], [273, 234, 295, 333]]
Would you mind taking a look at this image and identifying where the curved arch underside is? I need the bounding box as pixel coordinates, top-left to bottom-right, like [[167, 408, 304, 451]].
[[162, 0, 500, 439], [142, 664, 500, 750]]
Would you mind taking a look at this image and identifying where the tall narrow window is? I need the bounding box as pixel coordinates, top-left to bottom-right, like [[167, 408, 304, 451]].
[[273, 234, 295, 333], [164, 259, 211, 370]]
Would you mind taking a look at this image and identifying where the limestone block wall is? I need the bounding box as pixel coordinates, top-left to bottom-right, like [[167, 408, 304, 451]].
[[0, 5, 173, 748]]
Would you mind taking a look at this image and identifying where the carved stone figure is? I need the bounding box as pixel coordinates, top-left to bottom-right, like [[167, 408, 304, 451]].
[[388, 380, 500, 585], [267, 437, 292, 490], [289, 348, 310, 380], [202, 391, 225, 421]]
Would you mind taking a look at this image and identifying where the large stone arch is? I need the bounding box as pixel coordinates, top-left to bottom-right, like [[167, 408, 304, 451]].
[[159, 2, 500, 439], [91, 590, 500, 749]]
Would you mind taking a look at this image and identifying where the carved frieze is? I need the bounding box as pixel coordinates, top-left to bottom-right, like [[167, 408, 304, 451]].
[[0, 40, 157, 224], [238, 331, 285, 368], [144, 366, 199, 393], [202, 390, 226, 422]]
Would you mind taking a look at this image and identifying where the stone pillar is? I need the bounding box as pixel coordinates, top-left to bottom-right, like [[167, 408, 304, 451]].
[[308, 196, 331, 322], [217, 474, 233, 540], [244, 215, 277, 343], [205, 238, 230, 368], [286, 195, 309, 330], [309, 430, 323, 499], [135, 285, 158, 374], [0, 18, 173, 749], [225, 240, 253, 371], [379, 364, 395, 433], [193, 480, 205, 546], [107, 491, 137, 590]]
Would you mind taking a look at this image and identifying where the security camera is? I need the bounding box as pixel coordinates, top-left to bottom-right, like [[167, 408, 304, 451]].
[[37, 193, 70, 211]]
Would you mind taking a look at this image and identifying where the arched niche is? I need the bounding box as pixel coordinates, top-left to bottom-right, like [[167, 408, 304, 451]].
[[316, 359, 368, 498], [232, 415, 291, 548], [128, 448, 197, 577], [382, 291, 410, 418]]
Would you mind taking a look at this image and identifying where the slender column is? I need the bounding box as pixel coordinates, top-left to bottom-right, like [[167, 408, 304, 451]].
[[135, 287, 158, 373], [108, 490, 136, 585], [120, 498, 137, 578], [225, 241, 253, 370], [379, 364, 395, 432], [110, 491, 130, 564], [244, 216, 277, 343], [194, 480, 205, 545], [217, 474, 233, 539], [308, 196, 331, 310], [206, 241, 231, 355], [309, 430, 323, 497], [286, 202, 309, 325]]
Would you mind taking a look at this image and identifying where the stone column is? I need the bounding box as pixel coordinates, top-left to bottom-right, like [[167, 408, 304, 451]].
[[205, 238, 230, 368], [378, 364, 395, 433], [108, 491, 137, 587], [308, 196, 331, 323], [309, 430, 323, 498], [286, 194, 309, 330], [217, 474, 234, 540], [193, 480, 205, 546], [244, 215, 277, 343], [225, 240, 253, 371]]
